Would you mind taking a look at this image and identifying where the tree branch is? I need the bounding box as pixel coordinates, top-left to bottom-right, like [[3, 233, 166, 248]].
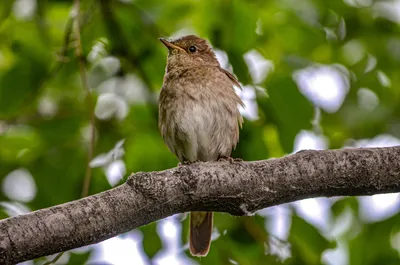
[[1, 146, 400, 264]]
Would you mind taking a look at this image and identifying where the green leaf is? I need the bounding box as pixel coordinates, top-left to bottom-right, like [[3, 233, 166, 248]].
[[0, 40, 49, 118], [0, 60, 42, 118], [348, 213, 400, 265], [196, 215, 270, 265], [0, 0, 13, 23], [139, 222, 162, 259], [66, 251, 92, 265], [0, 125, 44, 163], [289, 215, 335, 265], [331, 197, 359, 217], [260, 75, 313, 153], [0, 205, 9, 219], [233, 119, 269, 160]]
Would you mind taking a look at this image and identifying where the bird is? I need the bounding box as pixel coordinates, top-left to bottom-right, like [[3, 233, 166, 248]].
[[158, 34, 244, 256]]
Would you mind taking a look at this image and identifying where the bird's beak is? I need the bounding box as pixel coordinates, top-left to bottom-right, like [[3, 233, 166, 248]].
[[159, 38, 186, 52]]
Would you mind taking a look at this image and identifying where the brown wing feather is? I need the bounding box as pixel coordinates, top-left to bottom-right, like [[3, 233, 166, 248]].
[[219, 67, 242, 89]]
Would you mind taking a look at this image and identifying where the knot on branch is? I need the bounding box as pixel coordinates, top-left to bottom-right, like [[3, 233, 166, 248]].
[[126, 172, 160, 200]]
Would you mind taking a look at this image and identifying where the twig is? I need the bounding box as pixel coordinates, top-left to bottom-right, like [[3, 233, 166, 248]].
[[35, 0, 51, 46], [73, 0, 96, 198], [42, 1, 95, 264], [43, 252, 63, 265]]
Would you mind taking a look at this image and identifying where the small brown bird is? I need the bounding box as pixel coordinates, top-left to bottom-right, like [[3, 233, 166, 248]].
[[158, 35, 244, 256]]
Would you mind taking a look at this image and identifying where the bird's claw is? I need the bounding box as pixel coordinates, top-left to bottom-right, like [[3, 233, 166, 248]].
[[178, 160, 200, 167], [218, 156, 242, 163]]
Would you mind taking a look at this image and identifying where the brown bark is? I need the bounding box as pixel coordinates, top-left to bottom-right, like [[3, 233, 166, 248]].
[[1, 147, 399, 264]]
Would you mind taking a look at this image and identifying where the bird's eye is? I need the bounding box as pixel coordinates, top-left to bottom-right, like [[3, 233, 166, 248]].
[[188, 46, 197, 53]]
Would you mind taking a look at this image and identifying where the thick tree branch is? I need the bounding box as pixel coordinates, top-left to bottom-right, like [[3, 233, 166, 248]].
[[1, 147, 400, 264]]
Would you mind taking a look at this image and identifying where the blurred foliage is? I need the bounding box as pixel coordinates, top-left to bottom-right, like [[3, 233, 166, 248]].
[[1, 0, 400, 264]]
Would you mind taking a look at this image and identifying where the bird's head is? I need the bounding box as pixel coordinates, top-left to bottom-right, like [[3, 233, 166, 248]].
[[159, 35, 219, 72]]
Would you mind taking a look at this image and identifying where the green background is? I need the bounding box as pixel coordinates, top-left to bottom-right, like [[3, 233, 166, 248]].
[[0, 0, 399, 264]]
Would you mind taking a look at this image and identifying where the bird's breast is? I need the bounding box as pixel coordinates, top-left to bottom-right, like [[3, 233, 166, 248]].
[[159, 86, 239, 162], [159, 67, 242, 162]]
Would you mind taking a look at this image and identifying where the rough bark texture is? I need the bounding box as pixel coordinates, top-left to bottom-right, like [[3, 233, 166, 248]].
[[1, 147, 400, 264]]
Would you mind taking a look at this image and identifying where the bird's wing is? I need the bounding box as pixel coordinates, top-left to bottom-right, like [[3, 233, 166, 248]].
[[219, 67, 242, 89]]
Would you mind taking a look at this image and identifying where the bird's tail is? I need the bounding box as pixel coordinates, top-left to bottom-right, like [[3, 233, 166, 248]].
[[189, 211, 213, 256]]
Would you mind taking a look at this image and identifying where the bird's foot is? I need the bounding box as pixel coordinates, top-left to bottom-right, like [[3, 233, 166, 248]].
[[218, 156, 242, 163], [178, 160, 200, 167]]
